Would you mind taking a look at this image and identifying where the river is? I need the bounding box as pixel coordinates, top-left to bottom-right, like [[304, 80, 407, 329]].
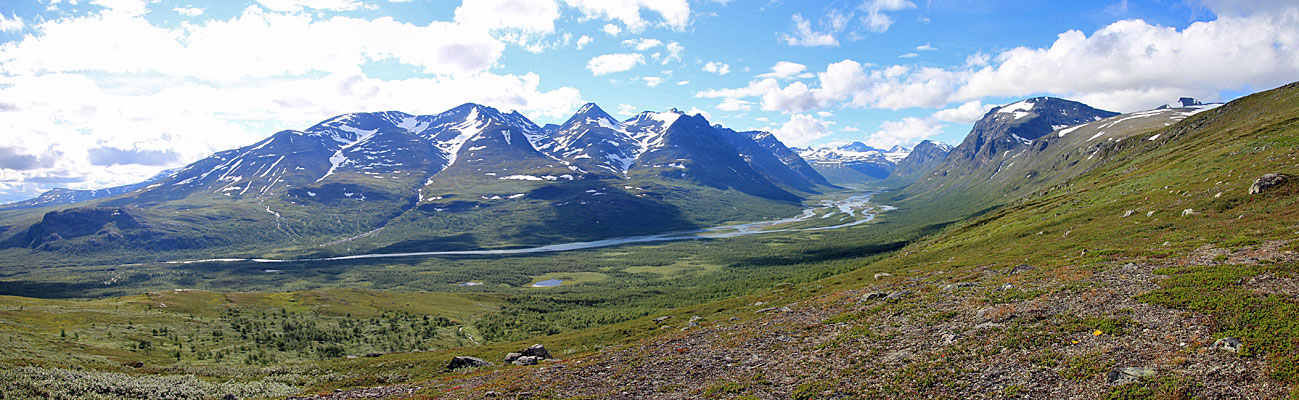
[[168, 192, 889, 264]]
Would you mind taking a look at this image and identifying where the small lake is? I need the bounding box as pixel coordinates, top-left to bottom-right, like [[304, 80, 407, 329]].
[[530, 279, 563, 288]]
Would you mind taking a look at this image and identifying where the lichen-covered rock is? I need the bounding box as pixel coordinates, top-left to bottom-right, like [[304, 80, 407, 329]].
[[447, 356, 493, 370], [1249, 173, 1287, 194]]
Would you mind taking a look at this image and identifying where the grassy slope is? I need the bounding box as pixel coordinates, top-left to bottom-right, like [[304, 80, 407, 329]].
[[2, 82, 1296, 398], [411, 82, 1299, 398]]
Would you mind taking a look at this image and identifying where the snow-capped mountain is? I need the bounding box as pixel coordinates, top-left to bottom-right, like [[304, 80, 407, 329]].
[[0, 168, 179, 211], [3, 102, 830, 255], [888, 140, 954, 184], [949, 97, 1120, 166], [794, 142, 917, 184], [897, 96, 1221, 205]]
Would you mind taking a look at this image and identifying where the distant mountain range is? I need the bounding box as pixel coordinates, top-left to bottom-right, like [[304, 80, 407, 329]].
[[794, 141, 951, 184], [0, 95, 1224, 259], [0, 103, 834, 258], [0, 168, 177, 211]]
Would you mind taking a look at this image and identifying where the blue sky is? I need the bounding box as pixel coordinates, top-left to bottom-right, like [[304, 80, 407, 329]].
[[0, 0, 1296, 202]]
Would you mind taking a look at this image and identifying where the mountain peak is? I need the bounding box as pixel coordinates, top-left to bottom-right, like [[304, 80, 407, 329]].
[[956, 97, 1119, 166]]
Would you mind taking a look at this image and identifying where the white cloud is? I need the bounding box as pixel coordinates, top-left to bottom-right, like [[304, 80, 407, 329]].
[[756, 61, 807, 79], [661, 42, 684, 64], [617, 103, 638, 116], [586, 53, 645, 75], [865, 116, 942, 148], [173, 6, 205, 17], [576, 35, 593, 49], [0, 4, 586, 201], [702, 8, 1299, 115], [702, 61, 730, 75], [564, 0, 691, 32], [859, 0, 916, 33], [642, 76, 663, 86], [772, 114, 834, 146], [2, 8, 505, 81], [916, 42, 935, 51], [898, 53, 918, 58], [601, 23, 621, 36], [454, 0, 560, 36], [716, 98, 751, 111], [931, 101, 994, 123], [780, 13, 838, 47], [956, 10, 1299, 110], [687, 107, 712, 120], [676, 80, 690, 85], [1200, 0, 1298, 16], [0, 13, 23, 32], [256, 0, 369, 12], [621, 37, 662, 50]]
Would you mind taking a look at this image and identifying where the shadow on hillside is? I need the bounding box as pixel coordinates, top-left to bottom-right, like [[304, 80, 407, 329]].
[[506, 184, 700, 245], [728, 240, 910, 268]]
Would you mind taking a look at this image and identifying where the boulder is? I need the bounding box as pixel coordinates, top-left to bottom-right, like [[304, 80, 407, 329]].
[[1007, 264, 1034, 275], [446, 356, 492, 370], [861, 292, 888, 301], [512, 356, 540, 366], [1107, 366, 1157, 384], [1213, 337, 1243, 354], [521, 344, 551, 359], [652, 316, 672, 322], [885, 290, 912, 301], [504, 352, 523, 363], [873, 272, 893, 280], [1249, 173, 1288, 194]]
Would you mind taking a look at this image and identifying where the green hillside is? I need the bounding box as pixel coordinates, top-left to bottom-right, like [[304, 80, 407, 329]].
[[1, 81, 1296, 399]]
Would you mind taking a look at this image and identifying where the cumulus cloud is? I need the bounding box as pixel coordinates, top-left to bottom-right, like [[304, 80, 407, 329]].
[[699, 9, 1299, 114], [602, 23, 621, 36], [564, 0, 691, 32], [661, 42, 684, 64], [756, 61, 809, 79], [687, 107, 712, 120], [173, 6, 205, 17], [0, 147, 51, 170], [865, 117, 943, 148], [859, 0, 916, 33], [780, 13, 839, 47], [575, 35, 593, 49], [0, 5, 585, 200], [454, 0, 561, 38], [642, 76, 663, 86], [716, 98, 751, 111], [621, 37, 662, 50], [0, 13, 24, 32], [2, 8, 506, 81], [772, 114, 835, 146], [256, 0, 369, 12], [87, 147, 180, 166], [587, 53, 645, 75], [931, 101, 994, 123], [702, 61, 730, 75]]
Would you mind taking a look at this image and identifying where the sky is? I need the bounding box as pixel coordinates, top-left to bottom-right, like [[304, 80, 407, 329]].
[[0, 0, 1296, 203]]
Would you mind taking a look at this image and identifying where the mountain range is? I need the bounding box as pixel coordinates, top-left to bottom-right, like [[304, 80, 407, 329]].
[[0, 103, 832, 259]]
